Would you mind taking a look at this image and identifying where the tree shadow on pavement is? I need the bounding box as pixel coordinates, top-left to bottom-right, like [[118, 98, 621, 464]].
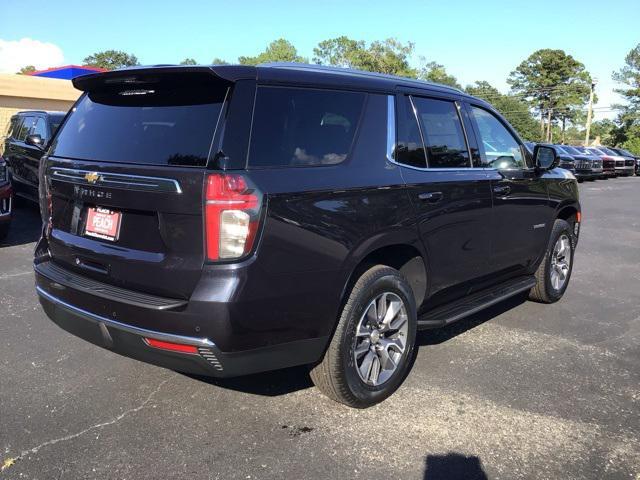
[[423, 453, 488, 480], [0, 203, 42, 248], [417, 293, 527, 347]]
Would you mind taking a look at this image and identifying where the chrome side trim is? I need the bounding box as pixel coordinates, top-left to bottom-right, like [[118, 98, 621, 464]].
[[386, 95, 396, 162], [0, 195, 11, 217], [50, 167, 182, 194], [36, 286, 215, 347]]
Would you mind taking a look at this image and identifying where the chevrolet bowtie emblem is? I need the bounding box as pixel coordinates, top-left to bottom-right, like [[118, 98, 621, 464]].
[[84, 172, 101, 184]]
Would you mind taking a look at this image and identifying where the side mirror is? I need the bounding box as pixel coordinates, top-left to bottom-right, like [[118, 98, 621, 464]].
[[533, 144, 559, 170], [25, 134, 45, 150]]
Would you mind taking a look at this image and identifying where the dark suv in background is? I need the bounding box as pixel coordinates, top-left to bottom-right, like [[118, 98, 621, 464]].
[[3, 110, 66, 204], [34, 64, 580, 407], [0, 156, 11, 240]]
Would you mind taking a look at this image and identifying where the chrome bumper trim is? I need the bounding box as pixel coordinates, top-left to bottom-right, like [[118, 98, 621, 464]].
[[36, 286, 215, 347]]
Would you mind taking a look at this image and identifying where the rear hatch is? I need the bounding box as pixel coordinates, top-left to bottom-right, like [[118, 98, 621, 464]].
[[42, 68, 234, 299]]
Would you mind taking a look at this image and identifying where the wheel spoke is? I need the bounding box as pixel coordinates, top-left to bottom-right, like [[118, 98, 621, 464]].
[[388, 313, 408, 332], [359, 351, 375, 381], [368, 355, 381, 385], [377, 346, 396, 371], [365, 301, 378, 326], [379, 336, 405, 354], [376, 293, 388, 323], [380, 299, 402, 331], [354, 340, 370, 358]]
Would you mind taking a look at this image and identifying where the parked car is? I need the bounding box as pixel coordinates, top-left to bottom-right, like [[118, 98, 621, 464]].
[[557, 145, 603, 181], [550, 145, 576, 175], [609, 147, 639, 175], [0, 156, 11, 240], [3, 110, 66, 204], [34, 64, 581, 408], [590, 146, 634, 177], [569, 146, 606, 179], [586, 147, 618, 177]]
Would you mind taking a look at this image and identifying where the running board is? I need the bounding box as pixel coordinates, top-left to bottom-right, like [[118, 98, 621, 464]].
[[417, 276, 536, 329]]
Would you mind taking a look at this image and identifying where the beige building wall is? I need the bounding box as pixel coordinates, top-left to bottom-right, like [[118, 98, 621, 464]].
[[0, 74, 80, 154]]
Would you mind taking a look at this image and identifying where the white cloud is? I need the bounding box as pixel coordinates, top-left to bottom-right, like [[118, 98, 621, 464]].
[[0, 38, 65, 74]]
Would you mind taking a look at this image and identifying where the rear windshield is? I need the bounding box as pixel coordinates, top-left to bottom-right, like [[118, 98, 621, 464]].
[[50, 87, 226, 167]]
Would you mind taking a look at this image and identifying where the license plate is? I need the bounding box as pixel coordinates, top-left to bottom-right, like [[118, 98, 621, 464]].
[[85, 207, 122, 242]]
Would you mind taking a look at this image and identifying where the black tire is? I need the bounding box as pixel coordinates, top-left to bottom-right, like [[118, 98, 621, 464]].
[[310, 265, 417, 408], [529, 219, 575, 303], [0, 222, 10, 241]]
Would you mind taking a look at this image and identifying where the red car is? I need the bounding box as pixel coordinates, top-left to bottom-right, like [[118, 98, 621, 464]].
[[0, 156, 12, 240]]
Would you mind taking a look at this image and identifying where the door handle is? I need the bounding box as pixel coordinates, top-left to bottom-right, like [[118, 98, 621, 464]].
[[493, 185, 511, 196], [418, 191, 443, 203]]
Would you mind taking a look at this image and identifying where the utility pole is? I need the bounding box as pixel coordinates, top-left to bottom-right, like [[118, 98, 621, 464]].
[[546, 108, 553, 142], [584, 78, 597, 146]]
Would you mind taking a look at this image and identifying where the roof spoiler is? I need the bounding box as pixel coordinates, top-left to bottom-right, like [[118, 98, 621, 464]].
[[72, 65, 256, 92]]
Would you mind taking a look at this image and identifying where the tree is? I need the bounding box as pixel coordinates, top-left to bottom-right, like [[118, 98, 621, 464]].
[[589, 119, 617, 146], [508, 49, 592, 142], [611, 43, 640, 154], [18, 65, 36, 75], [466, 81, 541, 141], [180, 58, 197, 65], [419, 60, 460, 89], [313, 37, 416, 77], [83, 50, 140, 70], [211, 57, 229, 65], [238, 39, 306, 65]]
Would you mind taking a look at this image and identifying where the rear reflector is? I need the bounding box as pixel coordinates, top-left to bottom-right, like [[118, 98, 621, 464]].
[[144, 338, 198, 354]]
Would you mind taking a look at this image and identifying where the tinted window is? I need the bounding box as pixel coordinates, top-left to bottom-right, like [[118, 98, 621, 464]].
[[51, 87, 226, 166], [32, 117, 47, 139], [16, 116, 34, 141], [470, 106, 524, 169], [412, 97, 470, 168], [249, 87, 365, 167], [395, 96, 426, 168], [49, 115, 65, 135]]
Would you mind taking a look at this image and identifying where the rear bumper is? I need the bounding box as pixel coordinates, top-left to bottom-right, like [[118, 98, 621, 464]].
[[35, 264, 328, 378]]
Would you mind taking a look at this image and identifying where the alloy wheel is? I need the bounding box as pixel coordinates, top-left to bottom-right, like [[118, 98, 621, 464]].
[[353, 292, 409, 386], [550, 234, 572, 290]]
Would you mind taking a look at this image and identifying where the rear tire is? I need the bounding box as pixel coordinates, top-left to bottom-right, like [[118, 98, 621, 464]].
[[310, 265, 417, 408], [0, 222, 9, 241], [529, 219, 575, 303]]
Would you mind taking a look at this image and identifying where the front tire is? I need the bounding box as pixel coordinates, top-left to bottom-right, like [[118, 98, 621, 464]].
[[310, 265, 417, 408], [529, 219, 575, 303]]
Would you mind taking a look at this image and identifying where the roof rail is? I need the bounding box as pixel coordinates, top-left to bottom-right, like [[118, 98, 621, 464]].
[[259, 62, 465, 94]]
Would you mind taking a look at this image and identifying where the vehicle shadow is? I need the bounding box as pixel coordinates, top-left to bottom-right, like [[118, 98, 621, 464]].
[[185, 294, 528, 397], [0, 202, 42, 248], [184, 365, 314, 397], [423, 453, 488, 480], [416, 293, 527, 347]]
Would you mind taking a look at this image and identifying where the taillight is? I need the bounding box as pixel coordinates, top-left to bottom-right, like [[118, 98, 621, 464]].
[[204, 173, 262, 261]]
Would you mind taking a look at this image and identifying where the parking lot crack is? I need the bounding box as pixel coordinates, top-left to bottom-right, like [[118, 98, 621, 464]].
[[1, 378, 169, 473]]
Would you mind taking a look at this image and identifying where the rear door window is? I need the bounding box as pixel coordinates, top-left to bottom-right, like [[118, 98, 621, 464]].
[[16, 116, 33, 141], [32, 117, 48, 140], [411, 97, 471, 168], [248, 87, 365, 168], [50, 87, 227, 166]]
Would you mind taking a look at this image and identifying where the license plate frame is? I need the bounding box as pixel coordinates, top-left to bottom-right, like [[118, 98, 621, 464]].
[[84, 207, 122, 242]]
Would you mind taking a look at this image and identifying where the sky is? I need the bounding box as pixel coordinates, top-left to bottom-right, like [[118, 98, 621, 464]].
[[1, 0, 638, 120]]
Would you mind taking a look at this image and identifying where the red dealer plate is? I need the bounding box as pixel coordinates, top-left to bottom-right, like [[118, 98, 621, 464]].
[[85, 207, 122, 242]]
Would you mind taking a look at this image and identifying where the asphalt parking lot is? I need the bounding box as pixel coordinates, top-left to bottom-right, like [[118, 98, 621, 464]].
[[1, 177, 639, 480]]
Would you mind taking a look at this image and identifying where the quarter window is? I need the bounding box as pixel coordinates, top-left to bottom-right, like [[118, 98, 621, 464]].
[[248, 87, 365, 168], [412, 97, 470, 168], [470, 106, 524, 169], [394, 96, 426, 168]]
